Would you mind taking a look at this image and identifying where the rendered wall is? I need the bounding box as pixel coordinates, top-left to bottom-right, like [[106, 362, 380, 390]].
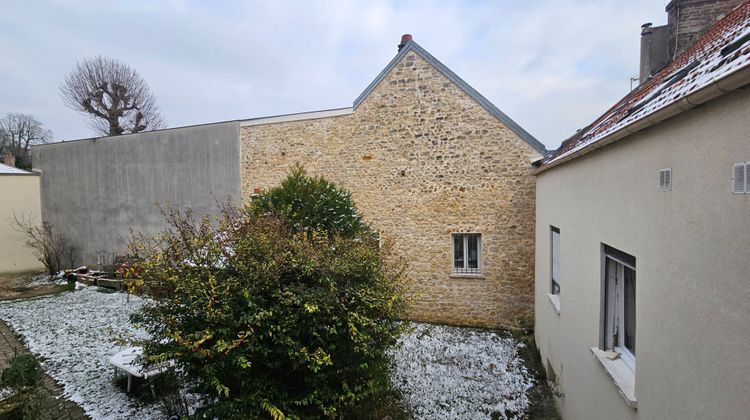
[[32, 122, 241, 266], [241, 51, 542, 329], [535, 88, 750, 419], [0, 174, 43, 273]]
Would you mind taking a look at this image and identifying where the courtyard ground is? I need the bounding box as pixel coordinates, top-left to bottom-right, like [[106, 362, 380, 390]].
[[0, 274, 558, 419], [0, 271, 68, 301]]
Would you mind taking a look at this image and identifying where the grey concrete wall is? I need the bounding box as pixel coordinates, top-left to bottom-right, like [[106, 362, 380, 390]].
[[535, 88, 750, 419], [31, 121, 241, 266]]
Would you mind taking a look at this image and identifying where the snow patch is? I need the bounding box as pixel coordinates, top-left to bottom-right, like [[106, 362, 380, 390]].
[[0, 287, 157, 419], [390, 323, 534, 419]]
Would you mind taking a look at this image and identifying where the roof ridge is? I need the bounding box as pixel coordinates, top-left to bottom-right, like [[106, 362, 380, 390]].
[[353, 40, 547, 154]]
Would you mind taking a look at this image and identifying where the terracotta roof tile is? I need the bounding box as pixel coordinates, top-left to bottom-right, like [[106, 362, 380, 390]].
[[545, 0, 750, 166]]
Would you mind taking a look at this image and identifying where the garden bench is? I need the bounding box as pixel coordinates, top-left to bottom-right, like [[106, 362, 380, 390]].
[[109, 347, 171, 394]]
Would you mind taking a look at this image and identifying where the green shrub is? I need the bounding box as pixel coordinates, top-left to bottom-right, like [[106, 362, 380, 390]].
[[0, 353, 43, 419], [251, 164, 367, 238], [1, 353, 42, 390], [129, 168, 408, 419]]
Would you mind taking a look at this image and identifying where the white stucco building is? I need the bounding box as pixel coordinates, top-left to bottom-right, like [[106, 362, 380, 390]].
[[0, 162, 42, 273], [534, 1, 750, 418]]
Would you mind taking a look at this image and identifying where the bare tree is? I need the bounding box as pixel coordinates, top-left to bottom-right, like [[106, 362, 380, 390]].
[[0, 113, 52, 168], [10, 212, 79, 275], [60, 56, 166, 136]]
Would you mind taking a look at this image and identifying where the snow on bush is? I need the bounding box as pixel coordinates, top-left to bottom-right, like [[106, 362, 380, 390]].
[[0, 286, 158, 419], [390, 322, 534, 420]]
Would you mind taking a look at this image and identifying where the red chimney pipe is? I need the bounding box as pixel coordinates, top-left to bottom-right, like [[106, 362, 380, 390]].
[[398, 34, 413, 51]]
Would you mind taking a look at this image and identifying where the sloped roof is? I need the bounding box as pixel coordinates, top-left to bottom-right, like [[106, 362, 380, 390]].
[[353, 40, 547, 155], [0, 163, 33, 175], [542, 0, 750, 170]]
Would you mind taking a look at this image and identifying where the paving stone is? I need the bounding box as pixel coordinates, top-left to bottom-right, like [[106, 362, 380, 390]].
[[0, 320, 89, 419]]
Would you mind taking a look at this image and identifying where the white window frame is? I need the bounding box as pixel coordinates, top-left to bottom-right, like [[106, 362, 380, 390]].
[[603, 248, 636, 371], [550, 226, 560, 294], [732, 161, 749, 194], [451, 233, 482, 276]]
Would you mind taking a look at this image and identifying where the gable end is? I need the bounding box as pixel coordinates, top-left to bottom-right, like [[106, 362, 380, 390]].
[[353, 40, 547, 155]]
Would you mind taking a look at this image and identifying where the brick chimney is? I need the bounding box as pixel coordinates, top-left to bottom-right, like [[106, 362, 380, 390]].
[[397, 34, 413, 52], [1, 152, 15, 168], [666, 0, 744, 58], [639, 22, 670, 83]]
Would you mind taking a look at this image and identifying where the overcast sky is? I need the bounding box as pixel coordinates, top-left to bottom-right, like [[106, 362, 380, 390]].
[[0, 0, 668, 150]]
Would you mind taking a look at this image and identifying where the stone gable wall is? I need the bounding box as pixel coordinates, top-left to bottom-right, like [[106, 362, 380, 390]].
[[240, 51, 540, 328]]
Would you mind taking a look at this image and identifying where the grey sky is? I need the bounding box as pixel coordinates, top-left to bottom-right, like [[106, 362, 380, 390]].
[[0, 0, 667, 150]]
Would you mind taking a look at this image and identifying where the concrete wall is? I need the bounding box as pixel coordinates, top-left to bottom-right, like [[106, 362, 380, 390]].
[[241, 50, 542, 329], [0, 173, 43, 273], [32, 122, 241, 265], [535, 88, 750, 419]]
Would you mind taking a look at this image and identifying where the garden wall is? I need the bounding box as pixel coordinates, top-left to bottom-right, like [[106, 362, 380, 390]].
[[31, 121, 241, 266]]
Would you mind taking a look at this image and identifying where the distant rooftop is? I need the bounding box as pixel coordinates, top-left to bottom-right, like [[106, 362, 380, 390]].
[[542, 0, 750, 170], [0, 163, 33, 175]]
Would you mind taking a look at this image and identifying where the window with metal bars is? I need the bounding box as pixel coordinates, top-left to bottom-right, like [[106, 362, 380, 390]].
[[452, 233, 481, 275], [733, 162, 748, 194], [659, 168, 672, 192]]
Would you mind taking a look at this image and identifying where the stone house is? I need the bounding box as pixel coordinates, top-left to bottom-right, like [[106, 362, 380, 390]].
[[33, 35, 545, 329], [534, 1, 750, 418]]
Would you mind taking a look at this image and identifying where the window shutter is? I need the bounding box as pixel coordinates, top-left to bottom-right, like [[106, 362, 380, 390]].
[[733, 162, 746, 194], [552, 230, 560, 283], [659, 168, 672, 192]]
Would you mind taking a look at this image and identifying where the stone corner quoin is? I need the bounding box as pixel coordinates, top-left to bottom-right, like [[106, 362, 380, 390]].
[[240, 48, 542, 329]]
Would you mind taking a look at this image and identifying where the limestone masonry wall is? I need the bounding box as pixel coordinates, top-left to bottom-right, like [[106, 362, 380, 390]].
[[240, 51, 540, 328]]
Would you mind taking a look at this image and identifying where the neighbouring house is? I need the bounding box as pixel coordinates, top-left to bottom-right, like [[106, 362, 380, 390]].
[[33, 35, 545, 329], [534, 1, 750, 419], [0, 155, 43, 273]]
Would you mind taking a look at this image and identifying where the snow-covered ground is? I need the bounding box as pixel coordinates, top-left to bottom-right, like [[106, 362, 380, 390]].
[[390, 322, 534, 420], [0, 286, 156, 419], [0, 287, 534, 419]]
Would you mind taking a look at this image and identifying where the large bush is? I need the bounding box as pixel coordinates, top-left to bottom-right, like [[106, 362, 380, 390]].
[[251, 164, 367, 238], [129, 169, 408, 419]]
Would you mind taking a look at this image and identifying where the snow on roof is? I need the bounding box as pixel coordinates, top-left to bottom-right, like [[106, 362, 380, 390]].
[[544, 1, 750, 167], [0, 163, 31, 174]]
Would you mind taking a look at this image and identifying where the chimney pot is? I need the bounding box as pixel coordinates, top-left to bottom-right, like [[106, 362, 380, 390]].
[[641, 22, 653, 35], [397, 34, 413, 51]]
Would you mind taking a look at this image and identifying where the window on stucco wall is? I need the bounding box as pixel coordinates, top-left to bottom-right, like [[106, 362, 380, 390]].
[[603, 245, 636, 371], [551, 226, 560, 294]]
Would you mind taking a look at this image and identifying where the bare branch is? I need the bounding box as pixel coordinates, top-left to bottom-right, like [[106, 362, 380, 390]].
[[60, 55, 166, 136], [9, 212, 79, 275], [0, 113, 52, 167]]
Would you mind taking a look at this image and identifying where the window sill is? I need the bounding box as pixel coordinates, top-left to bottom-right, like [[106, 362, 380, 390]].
[[547, 293, 560, 314], [590, 347, 637, 408], [450, 273, 485, 279]]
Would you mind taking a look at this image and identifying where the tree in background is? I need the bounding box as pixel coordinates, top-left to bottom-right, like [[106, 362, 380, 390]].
[[0, 113, 51, 169], [129, 168, 409, 419], [60, 55, 165, 136]]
